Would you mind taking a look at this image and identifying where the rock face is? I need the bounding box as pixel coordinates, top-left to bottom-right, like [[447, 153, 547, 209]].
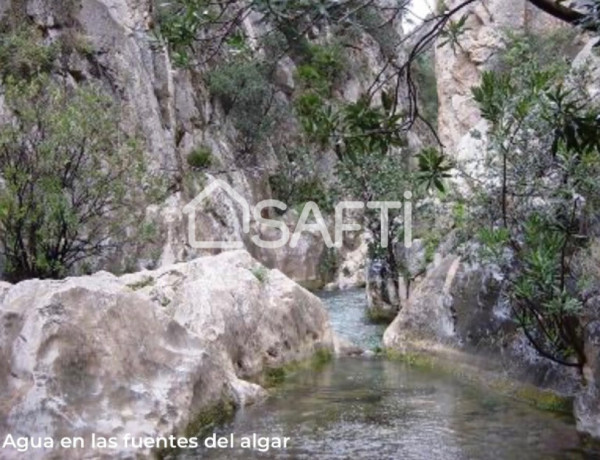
[[365, 239, 427, 322], [366, 260, 401, 322], [435, 0, 563, 149], [0, 0, 407, 289], [0, 251, 334, 459], [383, 255, 579, 394], [572, 43, 600, 435], [575, 312, 600, 439]]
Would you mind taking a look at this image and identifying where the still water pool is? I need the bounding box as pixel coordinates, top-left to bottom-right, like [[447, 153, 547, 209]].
[[183, 289, 595, 459]]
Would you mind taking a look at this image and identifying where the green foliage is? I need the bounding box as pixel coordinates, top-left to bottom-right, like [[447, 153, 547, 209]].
[[293, 42, 348, 146], [250, 266, 269, 284], [0, 26, 58, 81], [495, 29, 576, 77], [468, 31, 600, 370], [477, 227, 510, 261], [269, 174, 331, 211], [412, 52, 439, 125], [318, 247, 339, 283], [294, 92, 337, 145], [153, 0, 211, 67], [294, 42, 347, 143], [297, 43, 346, 96], [207, 58, 279, 152], [127, 276, 155, 291], [423, 232, 441, 264], [311, 348, 333, 368], [182, 399, 235, 440], [438, 14, 470, 53], [0, 74, 148, 281], [416, 148, 453, 193], [452, 201, 467, 234], [264, 367, 286, 386], [471, 71, 514, 123], [511, 215, 585, 365], [187, 146, 213, 169], [59, 31, 95, 58], [340, 95, 406, 155]]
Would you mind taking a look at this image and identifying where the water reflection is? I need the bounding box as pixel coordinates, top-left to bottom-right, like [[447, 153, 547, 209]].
[[180, 289, 594, 459]]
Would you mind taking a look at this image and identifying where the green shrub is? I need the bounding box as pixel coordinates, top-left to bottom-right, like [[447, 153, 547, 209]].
[[250, 266, 269, 284], [0, 26, 58, 81], [296, 43, 346, 96], [468, 31, 600, 371], [186, 146, 213, 169], [0, 75, 148, 281], [319, 248, 339, 283], [153, 0, 208, 67], [269, 174, 332, 212], [264, 367, 286, 386], [61, 31, 95, 58], [494, 28, 577, 76], [207, 59, 278, 151]]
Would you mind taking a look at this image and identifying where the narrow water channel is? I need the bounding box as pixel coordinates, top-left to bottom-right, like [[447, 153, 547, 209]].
[[184, 289, 593, 459]]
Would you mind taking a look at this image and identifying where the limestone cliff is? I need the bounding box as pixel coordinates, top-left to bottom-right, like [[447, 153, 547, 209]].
[[435, 0, 564, 149], [0, 0, 406, 288]]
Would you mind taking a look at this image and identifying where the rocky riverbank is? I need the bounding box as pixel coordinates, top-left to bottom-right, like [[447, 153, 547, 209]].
[[0, 251, 335, 459]]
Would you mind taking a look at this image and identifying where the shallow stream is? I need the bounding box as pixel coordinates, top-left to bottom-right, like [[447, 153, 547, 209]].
[[185, 288, 594, 459]]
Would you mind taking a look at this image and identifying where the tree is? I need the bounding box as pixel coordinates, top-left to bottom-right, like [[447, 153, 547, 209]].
[[151, 0, 600, 334], [469, 32, 600, 372], [0, 75, 148, 281], [151, 0, 600, 154]]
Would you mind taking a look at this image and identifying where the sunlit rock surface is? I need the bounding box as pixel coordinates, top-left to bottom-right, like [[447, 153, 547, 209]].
[[0, 251, 334, 459], [435, 0, 564, 149]]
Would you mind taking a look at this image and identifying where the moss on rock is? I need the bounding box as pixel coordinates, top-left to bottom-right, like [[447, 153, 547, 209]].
[[385, 348, 573, 414]]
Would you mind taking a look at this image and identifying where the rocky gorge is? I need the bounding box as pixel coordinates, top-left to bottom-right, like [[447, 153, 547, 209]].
[[1, 0, 600, 458]]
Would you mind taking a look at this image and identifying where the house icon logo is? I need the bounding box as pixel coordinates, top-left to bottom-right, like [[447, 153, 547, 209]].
[[182, 178, 251, 249]]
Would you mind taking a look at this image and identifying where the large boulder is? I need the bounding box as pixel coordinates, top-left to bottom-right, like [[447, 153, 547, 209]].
[[0, 251, 334, 459], [383, 256, 461, 348]]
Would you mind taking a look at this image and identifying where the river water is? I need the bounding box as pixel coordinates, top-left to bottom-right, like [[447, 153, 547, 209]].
[[185, 288, 594, 459]]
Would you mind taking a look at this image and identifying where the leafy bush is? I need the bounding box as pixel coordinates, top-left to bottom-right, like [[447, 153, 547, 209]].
[[494, 28, 577, 76], [0, 75, 147, 281], [296, 43, 346, 96], [153, 0, 209, 67], [318, 248, 339, 284], [187, 146, 213, 169], [0, 26, 57, 81], [207, 58, 279, 152], [468, 32, 600, 371], [416, 148, 452, 193], [438, 14, 470, 53], [269, 174, 332, 212]]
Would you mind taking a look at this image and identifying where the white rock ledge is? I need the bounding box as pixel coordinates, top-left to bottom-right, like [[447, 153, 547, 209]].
[[0, 250, 334, 459]]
